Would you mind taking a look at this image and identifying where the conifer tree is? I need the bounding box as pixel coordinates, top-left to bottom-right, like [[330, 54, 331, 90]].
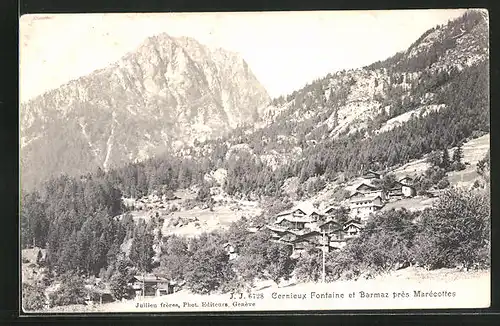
[[441, 148, 451, 171], [452, 144, 463, 163], [129, 221, 154, 273]]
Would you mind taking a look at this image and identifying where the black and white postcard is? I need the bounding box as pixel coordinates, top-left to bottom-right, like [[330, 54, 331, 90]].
[[19, 9, 490, 313]]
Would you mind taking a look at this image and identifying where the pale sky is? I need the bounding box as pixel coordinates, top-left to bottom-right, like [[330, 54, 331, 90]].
[[19, 10, 467, 103]]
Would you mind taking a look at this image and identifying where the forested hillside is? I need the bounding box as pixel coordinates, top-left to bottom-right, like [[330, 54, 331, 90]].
[[187, 10, 489, 198]]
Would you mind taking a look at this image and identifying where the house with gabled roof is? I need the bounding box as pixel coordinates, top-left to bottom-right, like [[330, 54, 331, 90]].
[[266, 224, 289, 240], [352, 182, 387, 200], [387, 181, 416, 199], [275, 214, 315, 230], [387, 184, 405, 200], [128, 274, 172, 298], [401, 184, 416, 197], [317, 219, 342, 234], [273, 206, 321, 230], [349, 194, 384, 219], [322, 205, 341, 215], [276, 207, 307, 218], [308, 210, 325, 222], [398, 176, 412, 184], [355, 182, 379, 193], [343, 219, 364, 238]]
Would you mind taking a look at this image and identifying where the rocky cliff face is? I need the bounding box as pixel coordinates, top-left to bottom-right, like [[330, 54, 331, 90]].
[[20, 34, 270, 190], [188, 10, 488, 174], [258, 10, 488, 140]]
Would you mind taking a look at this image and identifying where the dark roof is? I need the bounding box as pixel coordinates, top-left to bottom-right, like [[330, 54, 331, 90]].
[[348, 191, 363, 198], [266, 224, 288, 232], [318, 219, 340, 228], [323, 205, 340, 214], [355, 183, 378, 191], [276, 208, 306, 217], [349, 194, 382, 204], [343, 219, 363, 227], [388, 182, 403, 191], [287, 228, 312, 236], [299, 230, 321, 237]]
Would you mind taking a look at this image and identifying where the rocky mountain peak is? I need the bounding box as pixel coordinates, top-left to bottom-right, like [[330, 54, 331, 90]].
[[20, 33, 270, 190]]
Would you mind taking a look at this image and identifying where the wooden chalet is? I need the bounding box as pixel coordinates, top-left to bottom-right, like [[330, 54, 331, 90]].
[[354, 183, 379, 193], [128, 274, 174, 298], [387, 181, 416, 199], [343, 219, 363, 238], [349, 194, 384, 219], [401, 184, 416, 197], [84, 283, 114, 305], [317, 219, 342, 234], [309, 210, 325, 222], [266, 224, 289, 240], [274, 208, 317, 230], [276, 208, 307, 219], [352, 182, 386, 200]]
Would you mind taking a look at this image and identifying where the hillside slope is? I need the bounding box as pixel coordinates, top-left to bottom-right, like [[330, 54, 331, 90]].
[[182, 10, 489, 199]]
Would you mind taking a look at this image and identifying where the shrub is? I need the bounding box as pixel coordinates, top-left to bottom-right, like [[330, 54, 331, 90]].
[[22, 282, 46, 311], [294, 245, 323, 282], [157, 235, 190, 283], [110, 259, 133, 301], [413, 188, 490, 270], [325, 209, 418, 279], [425, 166, 447, 185], [185, 234, 234, 294], [234, 231, 272, 285], [196, 183, 212, 202], [48, 272, 87, 307], [436, 178, 450, 189], [451, 161, 466, 171], [266, 243, 295, 285]]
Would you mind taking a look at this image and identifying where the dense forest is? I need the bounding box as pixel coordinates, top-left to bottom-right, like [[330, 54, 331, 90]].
[[219, 59, 489, 197]]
